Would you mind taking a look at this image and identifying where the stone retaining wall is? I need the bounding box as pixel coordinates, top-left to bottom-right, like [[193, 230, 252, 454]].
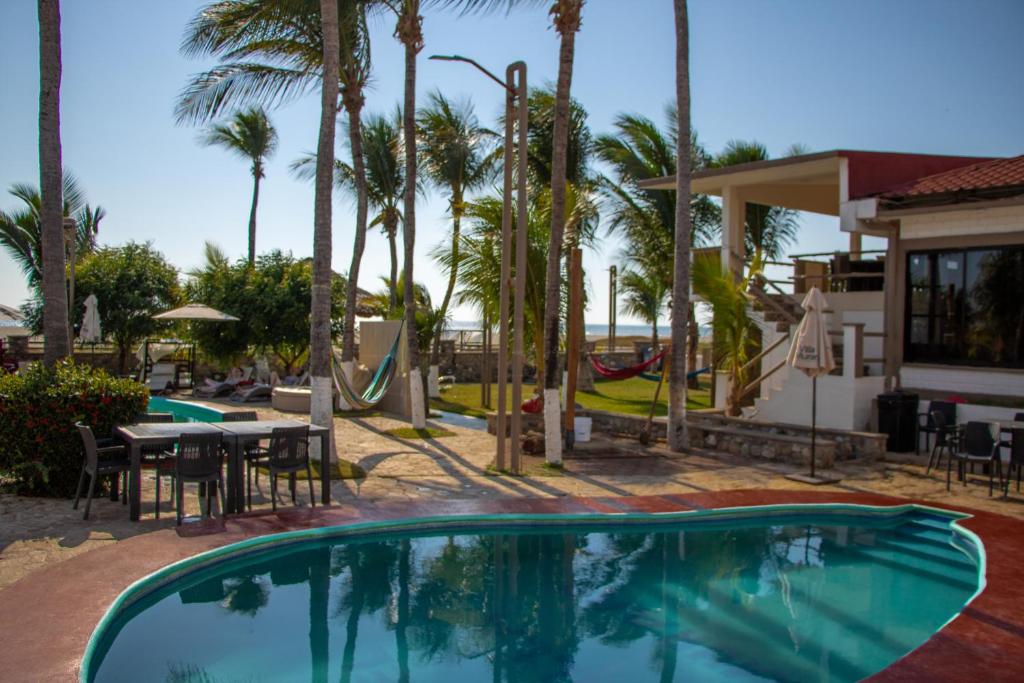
[[487, 407, 885, 469]]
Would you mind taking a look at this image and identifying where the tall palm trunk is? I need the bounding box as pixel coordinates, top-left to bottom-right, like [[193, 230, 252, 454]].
[[310, 0, 340, 468], [341, 95, 369, 366], [668, 0, 692, 452], [38, 0, 69, 365], [247, 166, 260, 264], [430, 197, 461, 367], [397, 2, 426, 428], [652, 324, 659, 353], [542, 0, 582, 465], [386, 215, 399, 311]]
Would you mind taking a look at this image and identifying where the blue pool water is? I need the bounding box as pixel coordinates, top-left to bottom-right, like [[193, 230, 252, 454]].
[[85, 507, 982, 682], [147, 396, 223, 422]]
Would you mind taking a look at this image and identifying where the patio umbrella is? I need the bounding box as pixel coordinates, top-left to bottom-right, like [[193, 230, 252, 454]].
[[786, 287, 836, 481], [79, 294, 102, 343], [153, 303, 239, 321]]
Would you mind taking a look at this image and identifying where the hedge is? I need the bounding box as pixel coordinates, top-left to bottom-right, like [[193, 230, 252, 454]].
[[0, 360, 148, 497]]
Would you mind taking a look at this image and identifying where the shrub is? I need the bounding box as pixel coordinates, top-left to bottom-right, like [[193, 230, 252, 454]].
[[0, 359, 148, 496]]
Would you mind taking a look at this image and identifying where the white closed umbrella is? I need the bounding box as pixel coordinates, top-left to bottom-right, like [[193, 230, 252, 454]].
[[786, 287, 836, 480], [79, 294, 102, 344]]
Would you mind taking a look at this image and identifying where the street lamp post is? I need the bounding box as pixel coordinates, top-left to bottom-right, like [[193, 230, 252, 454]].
[[431, 55, 527, 473]]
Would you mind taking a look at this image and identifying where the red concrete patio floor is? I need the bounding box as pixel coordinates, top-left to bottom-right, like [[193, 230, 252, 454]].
[[1, 489, 1022, 682]]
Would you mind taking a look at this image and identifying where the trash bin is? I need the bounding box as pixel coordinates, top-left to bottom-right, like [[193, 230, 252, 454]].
[[877, 391, 919, 452]]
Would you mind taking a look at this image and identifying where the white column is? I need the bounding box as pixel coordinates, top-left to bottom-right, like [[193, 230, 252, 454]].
[[720, 185, 745, 276], [843, 323, 864, 379]]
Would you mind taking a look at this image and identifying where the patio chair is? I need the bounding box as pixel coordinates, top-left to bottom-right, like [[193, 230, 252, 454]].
[[947, 421, 1003, 496], [998, 413, 1024, 448], [265, 426, 315, 512], [73, 423, 130, 520], [925, 409, 960, 474], [221, 411, 271, 510], [135, 412, 177, 518], [918, 400, 957, 455], [174, 432, 226, 526], [1003, 428, 1024, 498]]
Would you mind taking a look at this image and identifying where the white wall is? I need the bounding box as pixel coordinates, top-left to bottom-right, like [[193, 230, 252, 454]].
[[901, 364, 1024, 398], [900, 204, 1024, 240], [825, 291, 885, 375], [755, 371, 885, 431]]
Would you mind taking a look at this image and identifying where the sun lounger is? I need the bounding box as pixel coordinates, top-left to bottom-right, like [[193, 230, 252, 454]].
[[230, 383, 273, 403], [193, 367, 252, 398], [147, 363, 176, 395]]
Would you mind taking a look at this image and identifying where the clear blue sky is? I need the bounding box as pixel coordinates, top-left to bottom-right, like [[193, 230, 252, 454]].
[[2, 0, 1022, 326]]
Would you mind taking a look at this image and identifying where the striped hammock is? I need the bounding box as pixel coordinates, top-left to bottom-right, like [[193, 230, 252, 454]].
[[333, 323, 404, 410]]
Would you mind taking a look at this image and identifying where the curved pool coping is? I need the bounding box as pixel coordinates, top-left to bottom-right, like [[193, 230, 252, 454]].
[[81, 501, 986, 682], [2, 490, 1024, 682]]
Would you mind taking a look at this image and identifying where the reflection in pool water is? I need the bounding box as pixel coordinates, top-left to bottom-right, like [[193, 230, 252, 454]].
[[88, 511, 980, 682]]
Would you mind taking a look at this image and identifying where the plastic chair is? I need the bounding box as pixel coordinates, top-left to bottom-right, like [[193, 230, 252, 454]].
[[174, 432, 226, 526], [918, 400, 956, 455], [1004, 428, 1024, 498], [926, 409, 959, 474], [73, 423, 130, 520], [221, 411, 270, 510], [266, 426, 315, 512], [947, 421, 1003, 496]]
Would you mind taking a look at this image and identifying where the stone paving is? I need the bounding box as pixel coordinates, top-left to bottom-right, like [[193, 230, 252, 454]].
[[3, 401, 1024, 591]]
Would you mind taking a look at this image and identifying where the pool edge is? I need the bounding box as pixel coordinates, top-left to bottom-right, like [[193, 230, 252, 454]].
[[80, 501, 987, 682]]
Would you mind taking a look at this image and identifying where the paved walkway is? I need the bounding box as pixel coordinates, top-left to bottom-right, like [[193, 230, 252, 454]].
[[3, 403, 1024, 591]]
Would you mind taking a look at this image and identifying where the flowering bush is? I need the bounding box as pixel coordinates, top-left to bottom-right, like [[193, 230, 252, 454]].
[[0, 359, 147, 496]]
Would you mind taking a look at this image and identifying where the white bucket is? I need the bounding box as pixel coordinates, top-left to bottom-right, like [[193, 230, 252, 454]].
[[573, 416, 593, 443]]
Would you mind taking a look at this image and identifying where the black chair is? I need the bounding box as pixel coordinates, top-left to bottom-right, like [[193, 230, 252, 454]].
[[918, 400, 957, 455], [266, 426, 314, 512], [174, 432, 226, 526], [1004, 428, 1024, 498], [221, 411, 269, 510], [947, 421, 1003, 496], [73, 423, 130, 520], [135, 412, 176, 518], [926, 409, 960, 474]]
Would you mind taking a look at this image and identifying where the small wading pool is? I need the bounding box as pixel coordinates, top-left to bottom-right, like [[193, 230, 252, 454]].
[[83, 505, 984, 683], [147, 396, 223, 423]]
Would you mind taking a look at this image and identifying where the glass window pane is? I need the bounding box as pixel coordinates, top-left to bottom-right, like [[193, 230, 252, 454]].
[[908, 254, 930, 288], [910, 316, 930, 345]]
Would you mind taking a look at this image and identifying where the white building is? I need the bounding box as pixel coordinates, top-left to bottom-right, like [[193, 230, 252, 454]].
[[642, 151, 1024, 433]]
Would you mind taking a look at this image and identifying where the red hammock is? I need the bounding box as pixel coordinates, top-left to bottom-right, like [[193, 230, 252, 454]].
[[588, 349, 668, 380]]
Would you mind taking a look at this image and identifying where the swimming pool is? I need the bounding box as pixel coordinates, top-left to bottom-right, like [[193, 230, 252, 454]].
[[83, 505, 983, 682], [147, 396, 223, 422]]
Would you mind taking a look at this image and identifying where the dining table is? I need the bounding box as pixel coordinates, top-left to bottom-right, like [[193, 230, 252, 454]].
[[115, 419, 332, 521]]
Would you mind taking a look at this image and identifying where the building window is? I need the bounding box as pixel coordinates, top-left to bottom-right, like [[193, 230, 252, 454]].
[[905, 246, 1024, 367]]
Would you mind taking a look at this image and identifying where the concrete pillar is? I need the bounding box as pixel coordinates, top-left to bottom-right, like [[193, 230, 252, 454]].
[[720, 185, 746, 276], [848, 231, 862, 256], [842, 323, 864, 379]]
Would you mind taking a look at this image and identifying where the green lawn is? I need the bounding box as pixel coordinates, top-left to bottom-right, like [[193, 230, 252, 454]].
[[431, 377, 711, 418]]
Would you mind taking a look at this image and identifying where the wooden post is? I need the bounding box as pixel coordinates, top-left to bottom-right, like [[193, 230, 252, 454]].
[[564, 247, 583, 450]]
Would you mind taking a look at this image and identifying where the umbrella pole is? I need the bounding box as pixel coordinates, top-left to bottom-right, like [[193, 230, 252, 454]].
[[810, 376, 817, 478]]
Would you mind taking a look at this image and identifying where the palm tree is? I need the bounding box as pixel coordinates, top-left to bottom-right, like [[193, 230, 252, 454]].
[[668, 0, 692, 451], [713, 140, 800, 262], [178, 0, 373, 369], [386, 0, 427, 428], [38, 0, 68, 365], [618, 267, 668, 353], [309, 0, 340, 467], [417, 90, 494, 375], [0, 174, 103, 288], [291, 108, 406, 311], [595, 108, 717, 388], [200, 106, 278, 264], [692, 254, 760, 416], [541, 0, 584, 464]]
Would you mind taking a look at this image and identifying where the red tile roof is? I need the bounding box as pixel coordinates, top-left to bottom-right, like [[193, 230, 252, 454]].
[[883, 154, 1024, 198]]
